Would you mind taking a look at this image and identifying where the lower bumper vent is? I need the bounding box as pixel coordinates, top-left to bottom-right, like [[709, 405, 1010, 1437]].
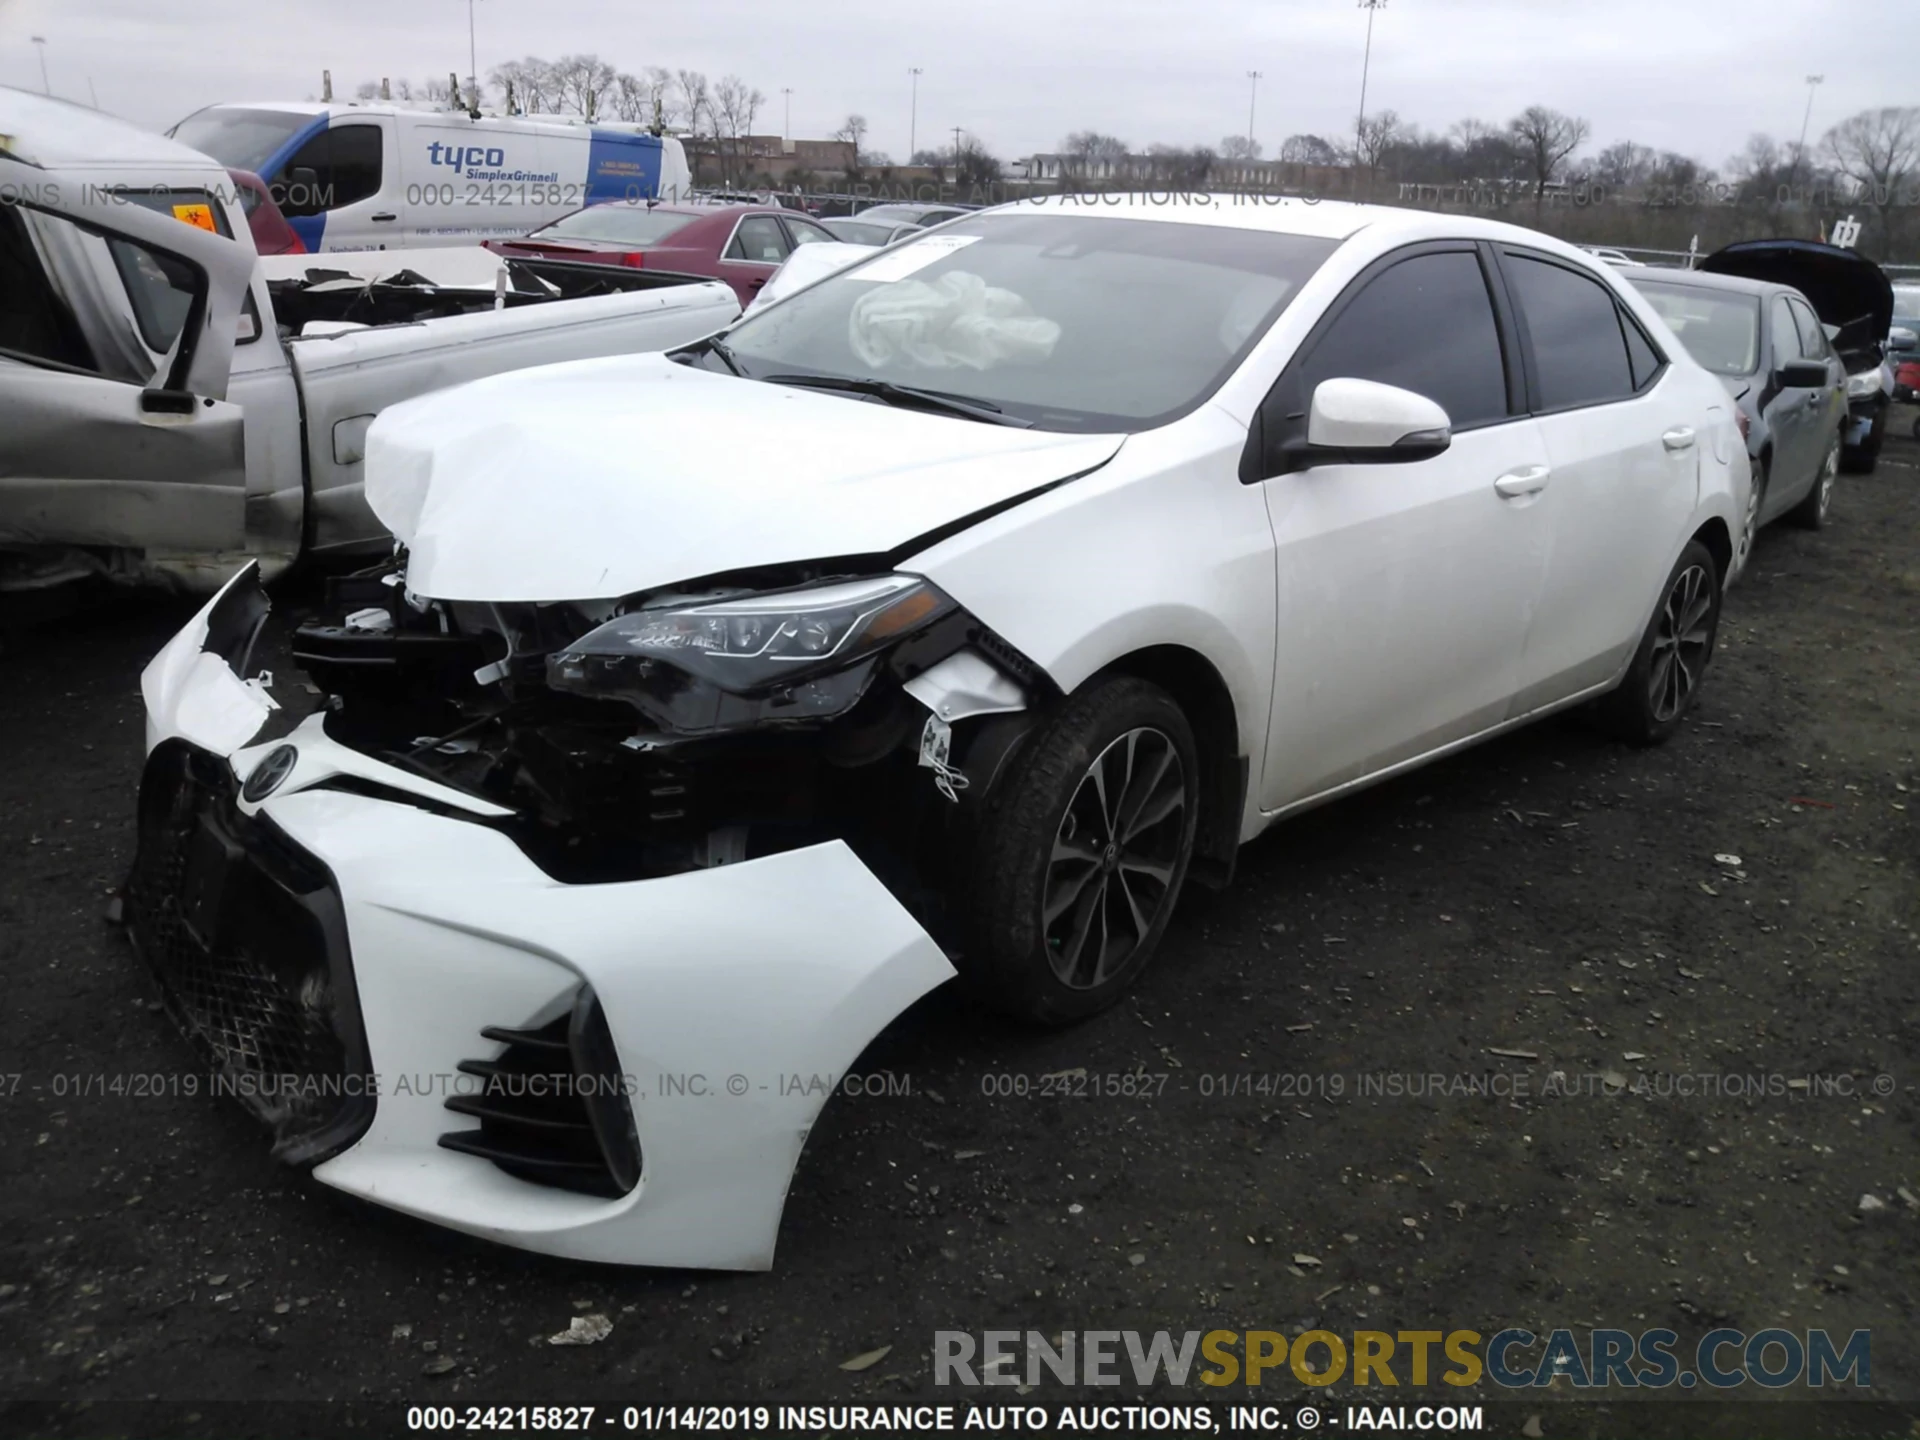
[[438, 988, 641, 1198]]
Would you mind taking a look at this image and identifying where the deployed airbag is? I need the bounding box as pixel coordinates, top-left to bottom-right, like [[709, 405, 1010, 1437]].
[[849, 271, 1061, 371]]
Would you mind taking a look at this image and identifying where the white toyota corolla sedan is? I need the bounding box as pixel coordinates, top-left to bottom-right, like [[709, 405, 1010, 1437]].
[[131, 195, 1746, 1269]]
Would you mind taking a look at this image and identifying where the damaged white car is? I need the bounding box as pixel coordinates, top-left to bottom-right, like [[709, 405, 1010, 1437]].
[[127, 197, 1745, 1269]]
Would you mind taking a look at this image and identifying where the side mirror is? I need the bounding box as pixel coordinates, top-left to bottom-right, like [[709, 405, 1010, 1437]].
[[1776, 360, 1830, 390], [288, 166, 320, 192], [1297, 377, 1452, 466]]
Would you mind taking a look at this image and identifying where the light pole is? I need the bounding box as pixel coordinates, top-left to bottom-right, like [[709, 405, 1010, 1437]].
[[31, 36, 49, 95], [781, 87, 793, 142], [1356, 0, 1387, 137], [465, 0, 483, 110], [1246, 70, 1263, 150], [1795, 74, 1823, 181], [908, 67, 923, 159]]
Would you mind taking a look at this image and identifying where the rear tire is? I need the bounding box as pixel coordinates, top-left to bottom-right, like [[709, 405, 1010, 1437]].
[[1841, 406, 1884, 474], [962, 676, 1200, 1025], [1593, 540, 1721, 746]]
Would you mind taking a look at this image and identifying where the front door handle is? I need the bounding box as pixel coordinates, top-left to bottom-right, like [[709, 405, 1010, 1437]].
[[1494, 464, 1551, 498], [1662, 425, 1697, 451], [370, 212, 398, 223]]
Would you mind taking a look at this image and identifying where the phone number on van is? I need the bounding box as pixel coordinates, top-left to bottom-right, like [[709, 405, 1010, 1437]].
[[407, 182, 633, 209]]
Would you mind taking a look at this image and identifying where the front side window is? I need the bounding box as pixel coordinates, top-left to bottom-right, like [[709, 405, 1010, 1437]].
[[109, 238, 200, 353], [717, 212, 1337, 432], [274, 123, 384, 216], [785, 219, 836, 247], [1506, 253, 1635, 409], [1299, 249, 1510, 430]]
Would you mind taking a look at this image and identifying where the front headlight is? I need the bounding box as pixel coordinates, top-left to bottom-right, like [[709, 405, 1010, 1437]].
[[548, 574, 957, 734], [1845, 369, 1885, 399]]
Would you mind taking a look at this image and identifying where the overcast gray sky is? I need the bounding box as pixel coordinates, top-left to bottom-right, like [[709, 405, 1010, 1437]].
[[2, 0, 1910, 168]]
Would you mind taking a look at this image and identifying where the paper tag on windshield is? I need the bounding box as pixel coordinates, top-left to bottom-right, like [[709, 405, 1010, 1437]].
[[849, 233, 981, 283]]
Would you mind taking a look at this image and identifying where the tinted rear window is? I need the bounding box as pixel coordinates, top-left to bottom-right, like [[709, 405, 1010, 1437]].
[[536, 205, 701, 245], [1633, 280, 1761, 377]]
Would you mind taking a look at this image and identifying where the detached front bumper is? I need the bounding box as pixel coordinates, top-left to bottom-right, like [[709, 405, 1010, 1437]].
[[128, 568, 957, 1270]]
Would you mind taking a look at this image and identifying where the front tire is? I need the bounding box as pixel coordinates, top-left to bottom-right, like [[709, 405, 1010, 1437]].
[[1594, 540, 1721, 745], [963, 676, 1200, 1025], [1789, 433, 1839, 530]]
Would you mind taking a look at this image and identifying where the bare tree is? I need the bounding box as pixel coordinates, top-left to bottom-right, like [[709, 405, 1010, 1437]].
[[711, 75, 766, 186], [1507, 105, 1591, 212], [1219, 134, 1263, 162], [641, 66, 673, 129], [1823, 106, 1920, 254], [1060, 130, 1129, 177], [672, 69, 712, 138], [1593, 139, 1654, 190], [491, 57, 558, 114], [1351, 110, 1401, 195], [610, 72, 650, 123], [1279, 133, 1341, 167], [833, 114, 872, 176], [954, 133, 1002, 190], [548, 54, 616, 118]]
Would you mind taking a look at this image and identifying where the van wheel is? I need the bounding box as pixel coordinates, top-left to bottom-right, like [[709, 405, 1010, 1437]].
[[1594, 540, 1721, 745], [962, 677, 1199, 1025]]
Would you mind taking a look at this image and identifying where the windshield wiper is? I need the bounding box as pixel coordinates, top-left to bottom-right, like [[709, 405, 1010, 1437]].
[[704, 335, 747, 376], [760, 373, 1032, 427]]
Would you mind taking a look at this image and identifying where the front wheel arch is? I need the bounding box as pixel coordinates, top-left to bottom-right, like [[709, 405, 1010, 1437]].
[[1089, 645, 1246, 890]]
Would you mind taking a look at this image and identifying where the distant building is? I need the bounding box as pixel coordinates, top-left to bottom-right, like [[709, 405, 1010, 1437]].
[[685, 134, 857, 184]]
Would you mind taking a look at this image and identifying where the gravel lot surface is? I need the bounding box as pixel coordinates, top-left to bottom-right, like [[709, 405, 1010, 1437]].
[[2, 420, 1916, 1437]]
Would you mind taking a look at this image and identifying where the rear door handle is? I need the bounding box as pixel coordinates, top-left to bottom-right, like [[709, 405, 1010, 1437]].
[[1494, 464, 1551, 498], [370, 212, 398, 223], [1662, 425, 1696, 451]]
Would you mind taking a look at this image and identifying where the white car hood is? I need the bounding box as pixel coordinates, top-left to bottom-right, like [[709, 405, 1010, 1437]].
[[366, 353, 1125, 602]]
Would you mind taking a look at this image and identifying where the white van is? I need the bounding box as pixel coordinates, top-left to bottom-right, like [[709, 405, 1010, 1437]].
[[168, 102, 692, 252]]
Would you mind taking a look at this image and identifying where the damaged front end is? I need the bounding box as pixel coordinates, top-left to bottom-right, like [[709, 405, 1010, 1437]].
[[290, 555, 1050, 927], [124, 555, 1047, 1268]]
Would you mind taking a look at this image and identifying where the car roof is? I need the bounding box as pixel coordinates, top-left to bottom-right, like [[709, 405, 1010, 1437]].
[[1, 86, 228, 171], [1624, 268, 1789, 299]]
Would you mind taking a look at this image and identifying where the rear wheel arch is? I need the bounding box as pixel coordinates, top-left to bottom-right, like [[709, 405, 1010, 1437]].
[[1090, 645, 1247, 889]]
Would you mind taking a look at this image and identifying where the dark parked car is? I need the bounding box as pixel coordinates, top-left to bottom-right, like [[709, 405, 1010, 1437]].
[[1697, 240, 1894, 474], [1629, 268, 1846, 569], [818, 216, 924, 246], [483, 202, 840, 307], [227, 168, 304, 255]]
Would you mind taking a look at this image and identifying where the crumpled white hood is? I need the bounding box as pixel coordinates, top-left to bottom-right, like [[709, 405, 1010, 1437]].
[[365, 353, 1124, 602]]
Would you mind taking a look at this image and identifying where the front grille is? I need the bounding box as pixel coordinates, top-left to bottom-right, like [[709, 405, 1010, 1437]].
[[124, 741, 374, 1166], [439, 992, 641, 1199]]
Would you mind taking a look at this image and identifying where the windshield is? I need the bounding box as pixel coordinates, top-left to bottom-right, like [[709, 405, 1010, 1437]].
[[170, 107, 314, 175], [718, 212, 1337, 432], [1633, 280, 1761, 377], [533, 205, 701, 246]]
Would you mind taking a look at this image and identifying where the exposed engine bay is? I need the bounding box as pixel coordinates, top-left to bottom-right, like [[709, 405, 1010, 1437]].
[[287, 553, 1052, 947]]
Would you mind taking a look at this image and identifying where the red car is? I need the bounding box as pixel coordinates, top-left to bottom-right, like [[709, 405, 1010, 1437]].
[[227, 169, 305, 256], [484, 202, 840, 308]]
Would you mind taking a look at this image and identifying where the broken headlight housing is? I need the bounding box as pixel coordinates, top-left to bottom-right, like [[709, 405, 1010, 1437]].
[[547, 574, 957, 734]]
